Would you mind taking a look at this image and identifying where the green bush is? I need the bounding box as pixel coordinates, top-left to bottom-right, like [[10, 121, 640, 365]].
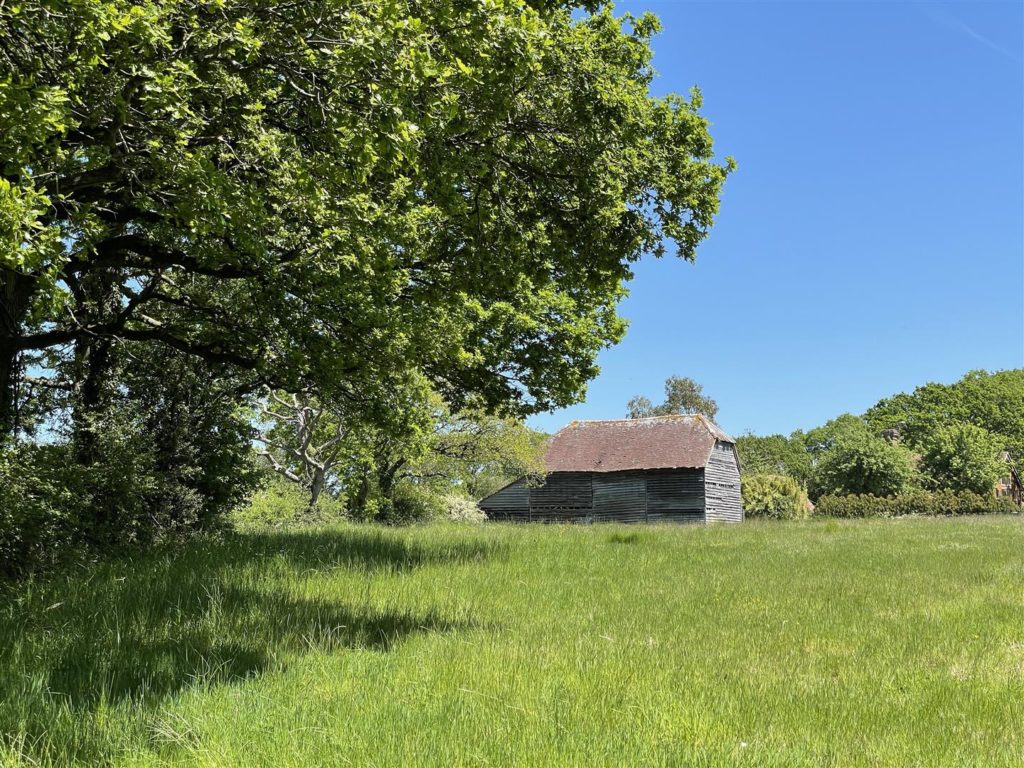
[[232, 473, 346, 530], [741, 474, 811, 520], [0, 445, 87, 578], [379, 484, 446, 525], [815, 491, 1018, 519]]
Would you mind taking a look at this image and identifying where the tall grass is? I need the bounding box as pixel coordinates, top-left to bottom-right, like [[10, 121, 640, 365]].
[[2, 517, 1022, 766]]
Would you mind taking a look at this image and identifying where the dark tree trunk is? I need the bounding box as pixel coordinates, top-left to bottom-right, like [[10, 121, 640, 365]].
[[72, 334, 114, 466], [0, 268, 37, 440], [308, 468, 325, 510], [351, 472, 371, 519], [70, 271, 119, 466], [378, 459, 406, 498]]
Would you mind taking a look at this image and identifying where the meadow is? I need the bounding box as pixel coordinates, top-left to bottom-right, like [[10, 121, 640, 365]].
[[1, 517, 1021, 767]]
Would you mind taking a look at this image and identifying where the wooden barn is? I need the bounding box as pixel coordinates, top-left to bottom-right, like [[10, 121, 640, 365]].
[[480, 415, 743, 524]]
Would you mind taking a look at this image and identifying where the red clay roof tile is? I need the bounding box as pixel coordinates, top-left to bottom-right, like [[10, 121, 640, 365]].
[[544, 415, 734, 473]]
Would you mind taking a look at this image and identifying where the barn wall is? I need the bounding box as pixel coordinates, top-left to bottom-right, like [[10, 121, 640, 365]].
[[478, 478, 530, 521], [592, 471, 647, 523], [483, 462, 738, 525], [645, 469, 705, 524], [704, 441, 743, 523], [528, 472, 593, 523]]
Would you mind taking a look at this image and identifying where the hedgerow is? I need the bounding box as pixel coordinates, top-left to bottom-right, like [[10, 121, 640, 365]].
[[814, 490, 1018, 519]]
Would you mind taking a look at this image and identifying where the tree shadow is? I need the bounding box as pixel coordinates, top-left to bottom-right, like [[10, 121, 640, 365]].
[[234, 526, 505, 572], [45, 585, 472, 708], [0, 526, 497, 765]]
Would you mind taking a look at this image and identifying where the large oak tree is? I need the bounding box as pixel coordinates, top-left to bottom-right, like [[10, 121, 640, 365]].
[[1, 0, 732, 438]]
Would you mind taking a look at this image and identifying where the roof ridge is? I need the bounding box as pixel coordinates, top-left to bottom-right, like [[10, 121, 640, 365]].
[[563, 414, 698, 425]]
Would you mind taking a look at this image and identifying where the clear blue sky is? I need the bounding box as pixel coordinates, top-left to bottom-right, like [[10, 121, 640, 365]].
[[528, 0, 1024, 438]]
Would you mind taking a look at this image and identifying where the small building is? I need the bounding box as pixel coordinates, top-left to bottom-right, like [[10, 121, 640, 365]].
[[480, 414, 743, 524], [996, 452, 1023, 506]]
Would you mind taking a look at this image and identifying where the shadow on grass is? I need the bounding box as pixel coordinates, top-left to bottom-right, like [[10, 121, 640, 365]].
[[0, 526, 496, 765], [235, 525, 503, 572]]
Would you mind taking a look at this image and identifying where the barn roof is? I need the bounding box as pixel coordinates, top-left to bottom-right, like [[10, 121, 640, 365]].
[[545, 415, 736, 473]]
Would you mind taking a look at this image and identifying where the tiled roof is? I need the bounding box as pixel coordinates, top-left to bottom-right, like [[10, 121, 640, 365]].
[[545, 415, 735, 473]]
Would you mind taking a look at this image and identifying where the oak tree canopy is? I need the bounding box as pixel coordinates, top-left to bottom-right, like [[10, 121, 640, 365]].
[[0, 0, 732, 437]]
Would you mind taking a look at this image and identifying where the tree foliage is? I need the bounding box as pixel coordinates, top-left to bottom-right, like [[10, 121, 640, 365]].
[[415, 399, 548, 500], [1, 0, 733, 439], [865, 370, 1024, 471], [257, 383, 547, 519], [735, 433, 811, 485], [919, 422, 1005, 495], [0, 0, 733, 568], [809, 419, 917, 500], [627, 375, 718, 420]]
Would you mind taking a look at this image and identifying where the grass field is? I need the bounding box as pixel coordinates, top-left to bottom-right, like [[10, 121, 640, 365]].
[[1, 517, 1022, 767]]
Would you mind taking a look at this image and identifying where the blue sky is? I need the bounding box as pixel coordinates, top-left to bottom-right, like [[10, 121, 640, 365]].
[[528, 0, 1024, 438]]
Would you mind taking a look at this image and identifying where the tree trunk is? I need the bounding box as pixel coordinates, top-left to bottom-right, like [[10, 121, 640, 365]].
[[0, 268, 37, 440], [308, 468, 325, 511], [71, 271, 119, 466], [351, 472, 372, 519], [377, 459, 406, 500], [72, 335, 114, 465]]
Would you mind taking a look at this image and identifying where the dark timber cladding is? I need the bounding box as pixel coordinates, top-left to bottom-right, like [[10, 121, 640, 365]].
[[480, 415, 744, 524]]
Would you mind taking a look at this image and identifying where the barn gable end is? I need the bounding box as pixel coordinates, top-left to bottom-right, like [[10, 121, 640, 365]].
[[704, 441, 743, 523]]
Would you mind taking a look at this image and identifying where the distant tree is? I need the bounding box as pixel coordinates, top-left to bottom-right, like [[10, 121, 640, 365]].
[[919, 423, 1005, 495], [802, 413, 871, 458], [865, 370, 1024, 471], [627, 376, 718, 421], [735, 433, 812, 486], [258, 383, 547, 515], [257, 379, 433, 514], [415, 401, 548, 499], [257, 392, 358, 511], [809, 420, 917, 500]]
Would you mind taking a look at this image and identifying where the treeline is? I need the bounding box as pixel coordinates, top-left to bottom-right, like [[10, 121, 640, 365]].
[[738, 369, 1023, 518], [0, 1, 734, 577]]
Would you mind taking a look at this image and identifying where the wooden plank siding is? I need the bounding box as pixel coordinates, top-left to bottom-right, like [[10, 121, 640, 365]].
[[592, 472, 647, 523], [478, 478, 530, 522], [529, 472, 593, 517], [645, 469, 705, 524], [480, 467, 727, 524], [704, 441, 744, 523]]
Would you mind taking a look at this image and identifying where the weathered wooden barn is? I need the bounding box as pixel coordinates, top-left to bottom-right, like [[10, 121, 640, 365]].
[[480, 415, 743, 524]]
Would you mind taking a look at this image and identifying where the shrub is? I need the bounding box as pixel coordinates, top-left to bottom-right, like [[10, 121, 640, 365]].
[[444, 494, 488, 522], [379, 484, 446, 524], [741, 474, 811, 520], [0, 445, 87, 578], [232, 473, 346, 530], [814, 491, 1018, 519]]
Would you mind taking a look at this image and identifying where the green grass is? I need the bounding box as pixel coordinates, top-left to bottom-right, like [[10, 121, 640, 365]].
[[2, 517, 1022, 767]]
